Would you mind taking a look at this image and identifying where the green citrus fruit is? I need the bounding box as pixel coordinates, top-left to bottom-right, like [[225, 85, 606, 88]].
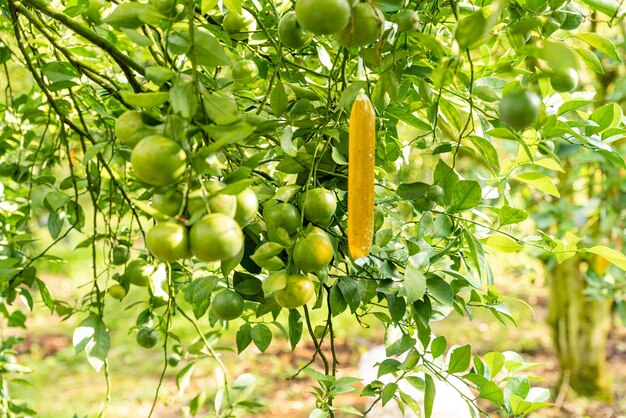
[[426, 185, 444, 203], [415, 196, 435, 212], [550, 68, 578, 92], [145, 222, 190, 262], [334, 3, 385, 48], [137, 328, 158, 349], [264, 202, 301, 235], [499, 91, 541, 131], [115, 111, 146, 148], [235, 187, 258, 226], [223, 10, 256, 40], [211, 290, 245, 320], [126, 260, 155, 287], [167, 353, 181, 367], [295, 0, 352, 35], [293, 229, 333, 273], [186, 194, 206, 216], [274, 274, 315, 309], [560, 2, 584, 30], [302, 188, 337, 225], [130, 135, 187, 186], [107, 284, 127, 300], [278, 11, 313, 49], [152, 190, 183, 217], [189, 213, 244, 261], [112, 245, 130, 265], [204, 182, 237, 218], [396, 10, 420, 32], [232, 59, 259, 83]]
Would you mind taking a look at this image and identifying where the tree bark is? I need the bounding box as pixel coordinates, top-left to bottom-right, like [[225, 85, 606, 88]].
[[547, 257, 613, 401]]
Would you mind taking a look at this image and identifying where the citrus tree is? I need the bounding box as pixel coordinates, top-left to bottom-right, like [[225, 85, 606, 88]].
[[0, 0, 625, 417]]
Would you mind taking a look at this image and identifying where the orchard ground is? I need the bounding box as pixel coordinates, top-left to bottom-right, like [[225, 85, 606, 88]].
[[9, 243, 626, 417]]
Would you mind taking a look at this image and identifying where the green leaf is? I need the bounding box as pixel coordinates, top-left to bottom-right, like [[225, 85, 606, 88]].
[[47, 211, 63, 239], [424, 374, 436, 418], [122, 28, 153, 46], [83, 142, 108, 165], [558, 99, 594, 115], [588, 103, 623, 134], [201, 0, 219, 13], [450, 180, 482, 212], [251, 242, 283, 262], [386, 107, 431, 131], [270, 81, 289, 116], [204, 123, 255, 153], [338, 278, 361, 314], [280, 127, 298, 157], [103, 3, 161, 29], [580, 0, 623, 16], [372, 70, 399, 110], [337, 81, 367, 109], [431, 336, 447, 359], [469, 136, 500, 172], [309, 408, 329, 418], [426, 277, 454, 306], [387, 334, 417, 357], [176, 363, 195, 396], [251, 324, 272, 352], [192, 29, 230, 67], [330, 284, 348, 316], [42, 62, 80, 83], [509, 394, 552, 415], [232, 373, 256, 388], [541, 40, 579, 71], [185, 276, 218, 319], [202, 93, 241, 125], [236, 323, 252, 353], [587, 246, 626, 271], [223, 0, 242, 14], [72, 314, 110, 372], [170, 75, 197, 119], [484, 236, 523, 253], [145, 65, 175, 85], [0, 45, 11, 65], [381, 382, 398, 406], [433, 160, 459, 205], [498, 205, 528, 226], [288, 309, 303, 350], [335, 405, 364, 416], [262, 270, 288, 295], [479, 381, 504, 403], [483, 352, 506, 377], [377, 358, 401, 377], [574, 33, 622, 62], [404, 262, 426, 303], [515, 172, 560, 197], [119, 91, 169, 108], [574, 48, 604, 74], [455, 9, 492, 49], [397, 182, 428, 200], [448, 344, 471, 373], [35, 278, 54, 312]]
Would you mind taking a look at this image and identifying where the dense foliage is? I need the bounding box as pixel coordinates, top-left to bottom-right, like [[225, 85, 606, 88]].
[[0, 0, 625, 416]]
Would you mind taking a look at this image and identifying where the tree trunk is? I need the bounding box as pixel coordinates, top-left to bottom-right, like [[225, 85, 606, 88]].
[[547, 257, 613, 401]]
